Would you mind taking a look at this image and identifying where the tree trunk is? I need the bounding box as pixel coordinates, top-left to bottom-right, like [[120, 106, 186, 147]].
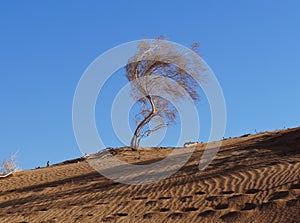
[[131, 96, 155, 151]]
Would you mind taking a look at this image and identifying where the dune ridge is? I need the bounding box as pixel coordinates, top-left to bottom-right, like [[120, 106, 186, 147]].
[[0, 127, 299, 222]]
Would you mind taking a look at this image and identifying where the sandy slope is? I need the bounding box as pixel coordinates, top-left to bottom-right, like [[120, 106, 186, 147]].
[[0, 127, 299, 223]]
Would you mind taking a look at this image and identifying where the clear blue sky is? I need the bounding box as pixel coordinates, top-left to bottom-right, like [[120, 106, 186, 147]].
[[1, 1, 299, 170]]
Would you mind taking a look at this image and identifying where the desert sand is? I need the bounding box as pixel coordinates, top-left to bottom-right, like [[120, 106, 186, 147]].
[[0, 127, 299, 223]]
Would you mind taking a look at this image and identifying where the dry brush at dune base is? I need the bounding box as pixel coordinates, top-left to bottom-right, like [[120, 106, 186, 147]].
[[0, 127, 300, 223]]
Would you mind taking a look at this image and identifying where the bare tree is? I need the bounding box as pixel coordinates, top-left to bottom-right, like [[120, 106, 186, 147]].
[[126, 37, 205, 151]]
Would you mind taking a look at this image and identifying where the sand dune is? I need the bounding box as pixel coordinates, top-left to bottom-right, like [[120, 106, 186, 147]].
[[0, 127, 299, 222]]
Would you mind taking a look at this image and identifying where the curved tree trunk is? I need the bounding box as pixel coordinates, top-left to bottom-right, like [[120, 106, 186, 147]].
[[131, 96, 155, 151]]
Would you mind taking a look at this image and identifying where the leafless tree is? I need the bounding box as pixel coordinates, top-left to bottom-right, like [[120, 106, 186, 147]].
[[126, 37, 205, 151]]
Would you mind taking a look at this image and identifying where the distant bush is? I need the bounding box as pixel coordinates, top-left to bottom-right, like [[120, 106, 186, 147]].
[[0, 152, 20, 175]]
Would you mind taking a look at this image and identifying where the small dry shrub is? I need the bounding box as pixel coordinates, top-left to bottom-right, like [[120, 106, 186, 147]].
[[0, 152, 20, 175]]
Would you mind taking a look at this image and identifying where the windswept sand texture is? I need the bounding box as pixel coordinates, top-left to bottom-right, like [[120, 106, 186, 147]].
[[0, 127, 300, 222]]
